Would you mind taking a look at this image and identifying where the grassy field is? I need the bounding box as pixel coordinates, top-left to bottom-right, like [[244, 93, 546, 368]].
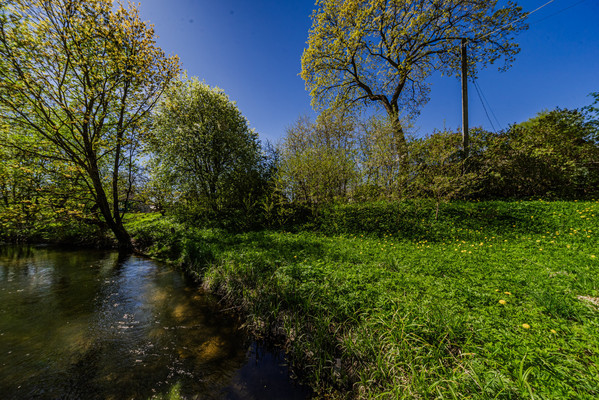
[[128, 200, 599, 399]]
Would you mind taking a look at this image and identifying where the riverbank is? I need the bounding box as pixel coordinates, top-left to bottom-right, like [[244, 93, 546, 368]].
[[0, 218, 112, 248], [125, 200, 599, 399]]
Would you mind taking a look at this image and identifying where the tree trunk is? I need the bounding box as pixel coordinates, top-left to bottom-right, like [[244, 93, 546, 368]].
[[382, 104, 408, 164], [88, 159, 132, 251], [113, 222, 133, 252], [390, 112, 408, 160], [377, 106, 410, 198]]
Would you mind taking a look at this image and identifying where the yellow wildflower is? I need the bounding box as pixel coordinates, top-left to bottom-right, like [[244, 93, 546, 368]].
[[522, 323, 531, 329]]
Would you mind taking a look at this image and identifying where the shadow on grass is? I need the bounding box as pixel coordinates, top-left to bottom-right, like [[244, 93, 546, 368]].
[[316, 200, 555, 243], [205, 230, 329, 265]]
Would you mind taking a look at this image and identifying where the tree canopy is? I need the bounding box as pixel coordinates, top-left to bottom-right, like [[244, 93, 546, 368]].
[[148, 77, 262, 223], [0, 0, 180, 249], [301, 0, 528, 145], [278, 110, 358, 207]]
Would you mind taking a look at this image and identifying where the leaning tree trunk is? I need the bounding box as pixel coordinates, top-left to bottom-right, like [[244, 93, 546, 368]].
[[88, 157, 133, 251]]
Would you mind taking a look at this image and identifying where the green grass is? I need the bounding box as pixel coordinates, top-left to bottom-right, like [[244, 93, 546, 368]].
[[127, 200, 599, 399]]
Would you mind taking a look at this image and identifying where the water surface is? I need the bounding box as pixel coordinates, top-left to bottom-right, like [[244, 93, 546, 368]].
[[0, 245, 310, 399]]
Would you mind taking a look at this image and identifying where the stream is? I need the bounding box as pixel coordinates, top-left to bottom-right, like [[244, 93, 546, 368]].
[[0, 245, 311, 399]]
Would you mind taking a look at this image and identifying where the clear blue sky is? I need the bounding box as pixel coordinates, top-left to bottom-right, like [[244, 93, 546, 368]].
[[136, 0, 599, 143]]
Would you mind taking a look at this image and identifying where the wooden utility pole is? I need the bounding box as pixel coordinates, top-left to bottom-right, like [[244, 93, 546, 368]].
[[461, 38, 469, 160]]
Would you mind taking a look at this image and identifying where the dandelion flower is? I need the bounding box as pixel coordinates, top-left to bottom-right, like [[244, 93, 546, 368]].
[[499, 299, 507, 305], [522, 323, 531, 329], [504, 292, 511, 295], [550, 329, 557, 334]]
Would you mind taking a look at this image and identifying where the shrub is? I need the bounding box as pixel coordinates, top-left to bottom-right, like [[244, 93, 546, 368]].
[[474, 108, 599, 199]]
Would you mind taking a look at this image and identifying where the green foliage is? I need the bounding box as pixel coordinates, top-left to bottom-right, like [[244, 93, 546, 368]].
[[278, 110, 359, 210], [274, 105, 599, 223], [147, 76, 264, 229], [129, 200, 599, 399], [277, 112, 417, 207], [409, 130, 483, 218], [0, 122, 106, 244], [475, 108, 599, 199], [583, 91, 599, 129], [317, 200, 433, 238], [125, 213, 214, 271], [0, 0, 180, 248], [357, 115, 412, 199]]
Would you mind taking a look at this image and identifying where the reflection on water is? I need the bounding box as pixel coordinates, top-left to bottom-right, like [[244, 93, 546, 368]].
[[0, 245, 311, 399]]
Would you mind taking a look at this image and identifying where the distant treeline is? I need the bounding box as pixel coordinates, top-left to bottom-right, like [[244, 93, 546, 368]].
[[1, 0, 596, 248]]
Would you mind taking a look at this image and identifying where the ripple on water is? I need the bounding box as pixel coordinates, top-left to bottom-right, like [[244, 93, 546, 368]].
[[0, 245, 312, 399]]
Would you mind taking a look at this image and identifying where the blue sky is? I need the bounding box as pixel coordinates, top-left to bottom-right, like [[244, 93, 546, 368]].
[[137, 0, 599, 143]]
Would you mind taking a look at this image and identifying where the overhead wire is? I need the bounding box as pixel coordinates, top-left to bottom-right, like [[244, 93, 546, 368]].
[[472, 80, 497, 133], [466, 0, 591, 132], [527, 0, 590, 25], [474, 0, 555, 42], [481, 83, 502, 131], [474, 0, 591, 42]]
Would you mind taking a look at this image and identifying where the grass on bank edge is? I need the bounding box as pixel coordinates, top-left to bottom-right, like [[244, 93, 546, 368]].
[[126, 200, 599, 399]]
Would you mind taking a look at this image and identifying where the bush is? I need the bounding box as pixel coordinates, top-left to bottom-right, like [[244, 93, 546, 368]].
[[147, 77, 266, 228], [474, 108, 599, 199]]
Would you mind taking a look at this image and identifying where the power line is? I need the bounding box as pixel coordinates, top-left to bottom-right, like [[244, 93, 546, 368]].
[[528, 0, 590, 25], [475, 0, 591, 41], [475, 0, 555, 41], [473, 80, 497, 133], [475, 80, 502, 131], [469, 0, 591, 132]]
